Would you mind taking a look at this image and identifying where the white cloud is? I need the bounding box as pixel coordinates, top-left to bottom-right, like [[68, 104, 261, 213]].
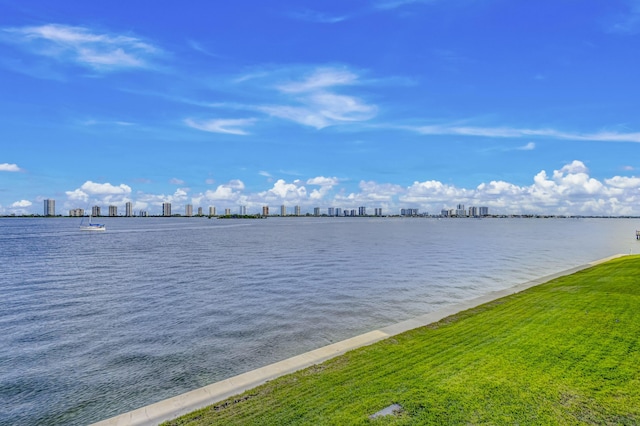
[[170, 178, 185, 185], [201, 180, 246, 202], [605, 176, 640, 189], [307, 176, 339, 187], [344, 181, 404, 204], [259, 179, 308, 201], [185, 118, 256, 135], [310, 92, 377, 122], [375, 0, 434, 10], [0, 163, 21, 172], [258, 105, 331, 129], [53, 162, 640, 216], [401, 180, 470, 204], [558, 160, 588, 175], [172, 188, 189, 201], [11, 200, 32, 208], [289, 10, 348, 24], [79, 181, 132, 195], [306, 176, 340, 200], [607, 1, 640, 34], [411, 124, 640, 143], [65, 181, 132, 205], [277, 68, 359, 93], [257, 67, 377, 129], [2, 24, 162, 71], [518, 142, 536, 150]]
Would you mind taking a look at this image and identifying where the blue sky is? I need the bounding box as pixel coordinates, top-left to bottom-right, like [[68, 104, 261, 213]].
[[1, 0, 639, 216]]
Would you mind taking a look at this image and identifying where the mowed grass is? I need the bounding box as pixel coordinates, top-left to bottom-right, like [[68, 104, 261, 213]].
[[164, 255, 640, 425]]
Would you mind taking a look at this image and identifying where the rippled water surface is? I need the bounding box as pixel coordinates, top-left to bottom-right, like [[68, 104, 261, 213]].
[[1, 217, 638, 425]]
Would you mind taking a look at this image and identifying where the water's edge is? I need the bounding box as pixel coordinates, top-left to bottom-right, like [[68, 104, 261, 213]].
[[92, 254, 626, 426]]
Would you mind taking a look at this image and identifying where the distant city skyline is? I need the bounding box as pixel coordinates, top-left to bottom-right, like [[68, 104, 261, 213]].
[[42, 199, 496, 218], [1, 2, 640, 217]]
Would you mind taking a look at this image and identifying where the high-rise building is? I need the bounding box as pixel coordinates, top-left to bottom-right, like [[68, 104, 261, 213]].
[[358, 206, 366, 216], [295, 205, 301, 216], [162, 202, 172, 217], [281, 204, 286, 216], [108, 205, 117, 217], [262, 206, 269, 216], [314, 207, 320, 216], [350, 209, 356, 217], [125, 202, 133, 217], [92, 205, 101, 217], [185, 204, 193, 217], [336, 208, 342, 217], [197, 207, 203, 216], [209, 206, 216, 216], [468, 206, 479, 217], [139, 210, 148, 217], [479, 206, 489, 216], [69, 208, 84, 217], [375, 208, 383, 217], [327, 207, 335, 216], [456, 204, 466, 217], [239, 205, 246, 215], [224, 208, 231, 216], [44, 199, 55, 216]]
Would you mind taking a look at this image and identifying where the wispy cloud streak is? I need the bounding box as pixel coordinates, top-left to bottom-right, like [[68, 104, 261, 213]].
[[410, 124, 640, 143], [289, 10, 348, 23], [184, 118, 256, 135], [1, 24, 162, 71]]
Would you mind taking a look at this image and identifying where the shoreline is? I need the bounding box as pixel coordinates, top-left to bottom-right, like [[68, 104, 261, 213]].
[[92, 254, 625, 426]]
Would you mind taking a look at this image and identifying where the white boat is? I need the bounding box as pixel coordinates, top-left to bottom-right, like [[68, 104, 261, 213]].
[[80, 215, 106, 232]]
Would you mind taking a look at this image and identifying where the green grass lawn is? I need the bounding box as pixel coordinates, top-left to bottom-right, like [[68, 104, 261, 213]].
[[164, 255, 640, 425]]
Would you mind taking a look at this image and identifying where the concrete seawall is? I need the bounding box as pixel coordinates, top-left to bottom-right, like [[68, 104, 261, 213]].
[[92, 254, 625, 426]]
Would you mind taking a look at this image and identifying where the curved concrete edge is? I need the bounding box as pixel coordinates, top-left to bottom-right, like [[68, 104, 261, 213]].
[[92, 254, 627, 426]]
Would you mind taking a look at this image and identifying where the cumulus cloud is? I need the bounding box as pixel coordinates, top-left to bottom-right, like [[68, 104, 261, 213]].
[[200, 180, 246, 202], [11, 200, 32, 207], [306, 176, 340, 200], [65, 180, 132, 205], [79, 181, 132, 195], [401, 180, 470, 204], [56, 161, 640, 216], [0, 163, 21, 172], [605, 176, 640, 188], [1, 23, 162, 72], [258, 179, 308, 201], [307, 176, 339, 187]]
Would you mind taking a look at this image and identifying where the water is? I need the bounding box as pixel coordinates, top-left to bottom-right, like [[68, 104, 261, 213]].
[[0, 217, 637, 425]]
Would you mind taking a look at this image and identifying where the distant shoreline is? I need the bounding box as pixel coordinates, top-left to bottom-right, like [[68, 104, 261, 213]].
[[3, 215, 640, 219]]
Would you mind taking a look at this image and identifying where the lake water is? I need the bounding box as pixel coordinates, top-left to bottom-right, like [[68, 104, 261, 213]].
[[1, 217, 638, 425]]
